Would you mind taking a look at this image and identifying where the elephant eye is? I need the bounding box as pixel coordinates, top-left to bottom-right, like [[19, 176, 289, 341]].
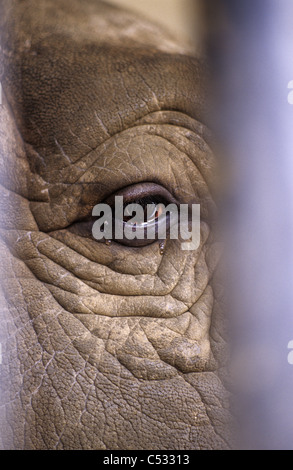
[[95, 182, 179, 248], [67, 182, 179, 251]]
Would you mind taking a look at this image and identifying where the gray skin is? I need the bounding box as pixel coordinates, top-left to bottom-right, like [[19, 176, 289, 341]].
[[0, 0, 230, 450]]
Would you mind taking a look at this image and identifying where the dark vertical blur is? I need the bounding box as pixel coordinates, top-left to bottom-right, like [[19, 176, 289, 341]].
[[201, 0, 293, 449]]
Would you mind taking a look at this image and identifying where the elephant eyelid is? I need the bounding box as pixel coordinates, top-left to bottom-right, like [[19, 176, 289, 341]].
[[103, 182, 178, 207]]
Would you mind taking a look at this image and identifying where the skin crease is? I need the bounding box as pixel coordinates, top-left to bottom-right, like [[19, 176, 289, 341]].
[[0, 0, 231, 450]]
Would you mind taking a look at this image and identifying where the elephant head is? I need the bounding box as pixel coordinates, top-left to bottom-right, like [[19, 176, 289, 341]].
[[0, 0, 230, 449]]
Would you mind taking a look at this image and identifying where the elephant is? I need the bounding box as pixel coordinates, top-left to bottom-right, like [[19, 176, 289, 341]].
[[0, 0, 231, 450]]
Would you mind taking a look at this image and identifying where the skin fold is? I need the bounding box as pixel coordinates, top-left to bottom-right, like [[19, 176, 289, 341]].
[[0, 0, 230, 449]]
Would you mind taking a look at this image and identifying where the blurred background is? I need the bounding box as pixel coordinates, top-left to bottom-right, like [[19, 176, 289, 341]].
[[201, 0, 293, 450]]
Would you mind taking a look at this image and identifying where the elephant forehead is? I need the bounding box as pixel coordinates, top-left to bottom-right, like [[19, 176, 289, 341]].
[[1, 0, 206, 164], [5, 45, 206, 162]]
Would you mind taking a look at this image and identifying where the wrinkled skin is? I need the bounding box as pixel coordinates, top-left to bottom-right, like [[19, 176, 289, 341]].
[[0, 0, 230, 450]]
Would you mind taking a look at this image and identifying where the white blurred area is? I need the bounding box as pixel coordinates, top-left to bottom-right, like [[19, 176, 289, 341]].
[[105, 0, 203, 52]]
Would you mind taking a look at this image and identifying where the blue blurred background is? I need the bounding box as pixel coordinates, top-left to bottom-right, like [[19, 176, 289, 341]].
[[202, 0, 293, 449]]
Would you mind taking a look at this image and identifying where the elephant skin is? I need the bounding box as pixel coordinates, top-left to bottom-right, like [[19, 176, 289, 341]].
[[0, 0, 230, 449]]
